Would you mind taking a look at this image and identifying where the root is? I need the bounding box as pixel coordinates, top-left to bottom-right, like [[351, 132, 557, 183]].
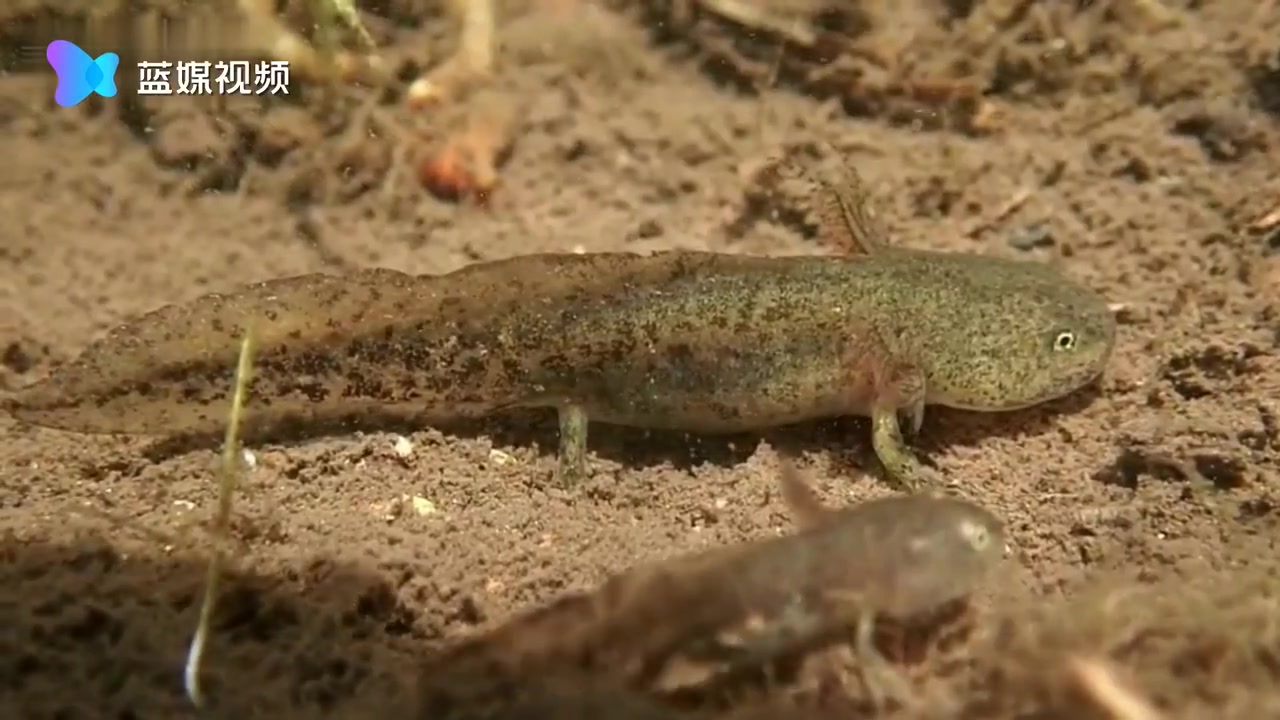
[[406, 0, 496, 107], [237, 0, 390, 86]]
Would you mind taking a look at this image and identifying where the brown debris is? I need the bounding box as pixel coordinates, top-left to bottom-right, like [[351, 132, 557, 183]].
[[416, 90, 519, 203], [639, 0, 998, 135]]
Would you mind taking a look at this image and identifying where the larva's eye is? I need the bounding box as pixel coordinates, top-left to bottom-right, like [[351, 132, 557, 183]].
[[958, 519, 991, 551]]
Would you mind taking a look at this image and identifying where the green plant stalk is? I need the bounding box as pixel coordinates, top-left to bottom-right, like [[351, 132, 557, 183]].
[[184, 326, 257, 707]]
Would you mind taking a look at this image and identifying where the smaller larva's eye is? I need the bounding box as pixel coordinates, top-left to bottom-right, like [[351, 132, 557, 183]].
[[1053, 330, 1078, 352], [958, 519, 990, 551]]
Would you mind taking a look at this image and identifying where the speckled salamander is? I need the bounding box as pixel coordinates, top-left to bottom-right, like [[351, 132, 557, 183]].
[[7, 163, 1115, 490]]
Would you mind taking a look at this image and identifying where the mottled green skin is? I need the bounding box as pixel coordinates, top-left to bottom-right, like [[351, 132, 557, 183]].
[[8, 246, 1114, 486]]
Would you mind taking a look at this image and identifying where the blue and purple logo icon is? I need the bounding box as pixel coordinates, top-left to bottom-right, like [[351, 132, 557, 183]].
[[46, 40, 119, 107]]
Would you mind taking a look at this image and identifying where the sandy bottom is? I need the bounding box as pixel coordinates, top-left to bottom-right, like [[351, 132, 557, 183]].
[[2, 1, 1280, 718]]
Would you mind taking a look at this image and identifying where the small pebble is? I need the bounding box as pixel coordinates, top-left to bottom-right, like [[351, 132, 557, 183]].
[[1008, 222, 1055, 250], [392, 435, 415, 458]]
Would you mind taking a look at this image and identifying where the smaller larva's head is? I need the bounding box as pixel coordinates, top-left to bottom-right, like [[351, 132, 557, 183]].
[[872, 494, 1009, 617], [919, 496, 1007, 567]]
